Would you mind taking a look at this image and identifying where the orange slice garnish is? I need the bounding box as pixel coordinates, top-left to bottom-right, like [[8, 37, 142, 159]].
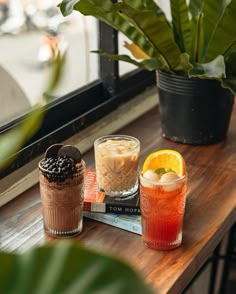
[[142, 149, 186, 176]]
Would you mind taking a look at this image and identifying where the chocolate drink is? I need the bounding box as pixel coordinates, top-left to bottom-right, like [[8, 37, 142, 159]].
[[39, 145, 85, 237]]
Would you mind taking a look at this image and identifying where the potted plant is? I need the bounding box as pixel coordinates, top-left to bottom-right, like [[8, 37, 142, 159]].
[[59, 0, 236, 145]]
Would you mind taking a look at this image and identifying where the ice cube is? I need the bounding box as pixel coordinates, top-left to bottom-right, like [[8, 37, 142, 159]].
[[143, 170, 160, 181], [140, 170, 159, 188], [160, 172, 181, 192]]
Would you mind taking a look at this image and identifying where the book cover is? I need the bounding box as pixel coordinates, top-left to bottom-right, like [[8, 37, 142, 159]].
[[84, 169, 140, 215], [83, 211, 142, 235]]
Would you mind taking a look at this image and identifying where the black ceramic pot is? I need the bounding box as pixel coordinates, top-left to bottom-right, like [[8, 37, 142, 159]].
[[157, 71, 235, 145]]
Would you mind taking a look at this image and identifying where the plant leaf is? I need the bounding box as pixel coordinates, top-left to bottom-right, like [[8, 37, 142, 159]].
[[179, 53, 193, 74], [189, 0, 203, 61], [113, 2, 185, 72], [225, 48, 236, 77], [189, 0, 203, 17], [205, 0, 236, 62], [0, 57, 64, 170], [59, 0, 80, 16], [191, 13, 204, 62], [0, 242, 154, 294], [199, 0, 232, 62], [170, 0, 192, 54], [61, 0, 170, 71], [221, 78, 236, 95], [189, 55, 226, 79], [92, 50, 170, 71], [123, 42, 150, 59], [123, 0, 162, 11], [155, 168, 175, 174]]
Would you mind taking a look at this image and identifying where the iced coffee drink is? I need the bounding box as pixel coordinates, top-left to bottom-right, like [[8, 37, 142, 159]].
[[39, 144, 85, 237], [94, 135, 140, 197]]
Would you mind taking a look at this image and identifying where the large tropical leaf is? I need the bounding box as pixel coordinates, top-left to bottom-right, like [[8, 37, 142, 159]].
[[223, 49, 236, 94], [205, 0, 236, 62], [190, 13, 204, 62], [123, 42, 150, 59], [188, 0, 203, 17], [92, 50, 169, 71], [0, 57, 64, 170], [59, 0, 80, 16], [60, 0, 169, 71], [188, 55, 226, 79], [0, 242, 154, 294], [225, 49, 236, 76], [189, 0, 203, 62], [170, 0, 192, 54], [112, 2, 188, 72], [199, 0, 232, 62], [221, 78, 236, 95], [123, 0, 162, 11]]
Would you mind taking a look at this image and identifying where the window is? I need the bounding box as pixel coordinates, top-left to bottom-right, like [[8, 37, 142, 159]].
[[0, 1, 155, 180]]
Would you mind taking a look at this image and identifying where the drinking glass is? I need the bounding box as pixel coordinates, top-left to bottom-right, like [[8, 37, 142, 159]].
[[140, 172, 187, 250], [94, 135, 140, 197], [39, 160, 85, 237]]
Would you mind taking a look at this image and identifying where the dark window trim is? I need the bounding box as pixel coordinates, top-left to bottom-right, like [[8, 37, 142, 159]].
[[0, 21, 156, 179]]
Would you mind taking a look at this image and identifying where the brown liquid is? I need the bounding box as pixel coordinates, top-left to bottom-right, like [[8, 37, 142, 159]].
[[39, 161, 84, 237], [95, 139, 139, 194]]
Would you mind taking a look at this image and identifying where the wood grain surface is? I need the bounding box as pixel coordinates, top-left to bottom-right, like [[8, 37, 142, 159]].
[[0, 105, 236, 294]]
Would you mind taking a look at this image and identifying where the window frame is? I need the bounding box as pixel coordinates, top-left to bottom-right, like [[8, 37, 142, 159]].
[[0, 21, 155, 179]]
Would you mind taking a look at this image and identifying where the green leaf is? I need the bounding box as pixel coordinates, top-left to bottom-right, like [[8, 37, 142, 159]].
[[191, 13, 204, 62], [179, 53, 193, 74], [189, 55, 226, 79], [200, 0, 232, 62], [0, 242, 154, 294], [59, 0, 80, 16], [189, 0, 203, 17], [92, 50, 171, 72], [221, 78, 236, 95], [0, 57, 64, 170], [189, 0, 204, 61], [170, 0, 192, 54], [66, 0, 170, 71], [154, 168, 175, 174], [205, 0, 236, 62], [123, 0, 162, 11], [113, 2, 185, 72], [225, 48, 236, 76]]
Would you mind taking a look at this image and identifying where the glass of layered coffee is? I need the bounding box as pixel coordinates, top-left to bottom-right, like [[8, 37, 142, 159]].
[[39, 144, 85, 237], [94, 135, 140, 197]]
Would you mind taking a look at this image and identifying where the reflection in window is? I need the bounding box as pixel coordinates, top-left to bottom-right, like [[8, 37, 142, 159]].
[[0, 0, 98, 123]]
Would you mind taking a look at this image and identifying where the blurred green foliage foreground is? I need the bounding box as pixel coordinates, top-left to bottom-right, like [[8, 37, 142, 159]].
[[0, 242, 154, 294]]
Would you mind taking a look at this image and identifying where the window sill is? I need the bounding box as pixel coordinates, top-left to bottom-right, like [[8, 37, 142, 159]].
[[0, 87, 158, 207]]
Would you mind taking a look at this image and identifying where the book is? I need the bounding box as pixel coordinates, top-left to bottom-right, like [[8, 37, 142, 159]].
[[84, 169, 140, 215], [83, 211, 142, 235]]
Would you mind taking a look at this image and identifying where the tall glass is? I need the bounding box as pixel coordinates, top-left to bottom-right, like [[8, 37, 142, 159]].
[[94, 135, 140, 197], [140, 172, 187, 250], [39, 160, 85, 238]]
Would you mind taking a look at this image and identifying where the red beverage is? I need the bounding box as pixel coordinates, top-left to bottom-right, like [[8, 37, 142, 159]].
[[140, 174, 187, 250]]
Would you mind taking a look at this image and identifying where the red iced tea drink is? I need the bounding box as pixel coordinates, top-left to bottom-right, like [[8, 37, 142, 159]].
[[140, 174, 186, 250], [140, 149, 187, 250]]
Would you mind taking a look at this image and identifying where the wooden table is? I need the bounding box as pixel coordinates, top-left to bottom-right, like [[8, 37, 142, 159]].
[[0, 106, 235, 294]]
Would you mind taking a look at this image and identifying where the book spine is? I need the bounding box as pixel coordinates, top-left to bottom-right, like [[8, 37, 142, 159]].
[[83, 212, 142, 235], [83, 202, 140, 215]]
